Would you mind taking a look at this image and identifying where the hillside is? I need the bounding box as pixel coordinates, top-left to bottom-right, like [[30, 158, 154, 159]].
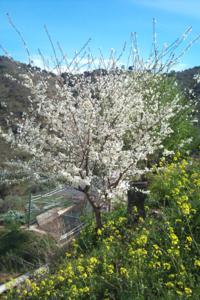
[[0, 57, 57, 165], [175, 66, 200, 121], [175, 66, 200, 96]]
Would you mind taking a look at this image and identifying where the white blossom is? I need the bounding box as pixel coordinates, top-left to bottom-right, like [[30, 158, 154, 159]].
[[0, 66, 191, 211]]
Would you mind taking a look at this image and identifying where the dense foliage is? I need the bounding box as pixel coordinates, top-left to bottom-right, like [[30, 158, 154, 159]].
[[0, 224, 58, 274]]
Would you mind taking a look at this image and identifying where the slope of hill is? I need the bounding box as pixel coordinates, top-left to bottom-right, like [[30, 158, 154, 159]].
[[175, 66, 200, 95], [175, 66, 200, 121], [0, 56, 57, 164]]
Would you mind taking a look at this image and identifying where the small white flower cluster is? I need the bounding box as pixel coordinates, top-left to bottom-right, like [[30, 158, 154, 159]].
[[4, 73, 17, 82], [194, 73, 200, 84]]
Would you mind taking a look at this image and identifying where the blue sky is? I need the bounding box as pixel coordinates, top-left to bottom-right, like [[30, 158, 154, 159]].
[[0, 0, 200, 70]]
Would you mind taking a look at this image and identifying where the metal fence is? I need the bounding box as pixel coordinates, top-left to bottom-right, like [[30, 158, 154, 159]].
[[25, 185, 88, 242], [26, 185, 87, 226], [27, 187, 68, 226], [0, 186, 88, 295]]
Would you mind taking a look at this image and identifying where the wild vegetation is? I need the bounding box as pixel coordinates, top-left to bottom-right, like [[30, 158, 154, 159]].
[[0, 225, 57, 278], [0, 22, 200, 299], [3, 154, 200, 299]]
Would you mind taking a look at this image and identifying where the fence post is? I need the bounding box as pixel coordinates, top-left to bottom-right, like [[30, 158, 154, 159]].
[[27, 193, 32, 229], [127, 181, 147, 224]]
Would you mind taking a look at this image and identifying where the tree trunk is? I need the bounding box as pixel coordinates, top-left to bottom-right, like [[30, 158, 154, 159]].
[[94, 206, 103, 229], [127, 181, 147, 224], [84, 190, 103, 230], [107, 198, 111, 212]]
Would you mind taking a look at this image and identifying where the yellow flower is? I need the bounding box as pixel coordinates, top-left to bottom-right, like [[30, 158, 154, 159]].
[[167, 248, 180, 257], [41, 280, 46, 286], [106, 245, 110, 251], [133, 206, 138, 213], [181, 159, 188, 167], [173, 188, 180, 195], [177, 281, 184, 288], [182, 195, 189, 201], [128, 248, 135, 256], [153, 244, 159, 250], [120, 267, 129, 277], [165, 282, 174, 288], [191, 172, 198, 179], [70, 284, 78, 296], [186, 236, 192, 244], [163, 263, 171, 270], [77, 265, 84, 273], [191, 208, 197, 214], [107, 264, 114, 274], [176, 218, 182, 223], [66, 252, 72, 258], [181, 202, 190, 215], [177, 180, 183, 187], [184, 287, 192, 295], [180, 264, 185, 271], [174, 249, 180, 256], [138, 217, 144, 223], [79, 286, 90, 294], [194, 259, 200, 267], [153, 261, 161, 269], [169, 233, 179, 245], [194, 178, 200, 186], [84, 286, 90, 293], [48, 280, 54, 286], [136, 234, 148, 246], [97, 228, 102, 235], [89, 257, 98, 265], [25, 279, 31, 285], [176, 290, 183, 296], [135, 248, 147, 256], [108, 235, 114, 242], [57, 275, 65, 282], [118, 216, 126, 223], [82, 272, 88, 279], [30, 282, 38, 290]]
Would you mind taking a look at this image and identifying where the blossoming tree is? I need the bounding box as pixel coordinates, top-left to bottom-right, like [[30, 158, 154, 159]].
[[1, 23, 198, 228], [1, 68, 189, 228]]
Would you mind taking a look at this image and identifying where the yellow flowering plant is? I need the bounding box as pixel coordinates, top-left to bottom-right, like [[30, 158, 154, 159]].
[[4, 158, 200, 300]]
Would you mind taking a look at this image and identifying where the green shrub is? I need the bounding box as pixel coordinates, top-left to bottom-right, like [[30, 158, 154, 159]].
[[0, 195, 25, 214], [0, 228, 58, 274], [3, 210, 25, 227]]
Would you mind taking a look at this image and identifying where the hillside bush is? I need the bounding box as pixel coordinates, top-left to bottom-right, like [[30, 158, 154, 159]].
[[0, 227, 58, 274]]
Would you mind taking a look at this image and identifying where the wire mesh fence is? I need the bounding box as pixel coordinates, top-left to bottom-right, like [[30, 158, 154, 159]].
[[26, 187, 72, 226], [26, 185, 88, 240]]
